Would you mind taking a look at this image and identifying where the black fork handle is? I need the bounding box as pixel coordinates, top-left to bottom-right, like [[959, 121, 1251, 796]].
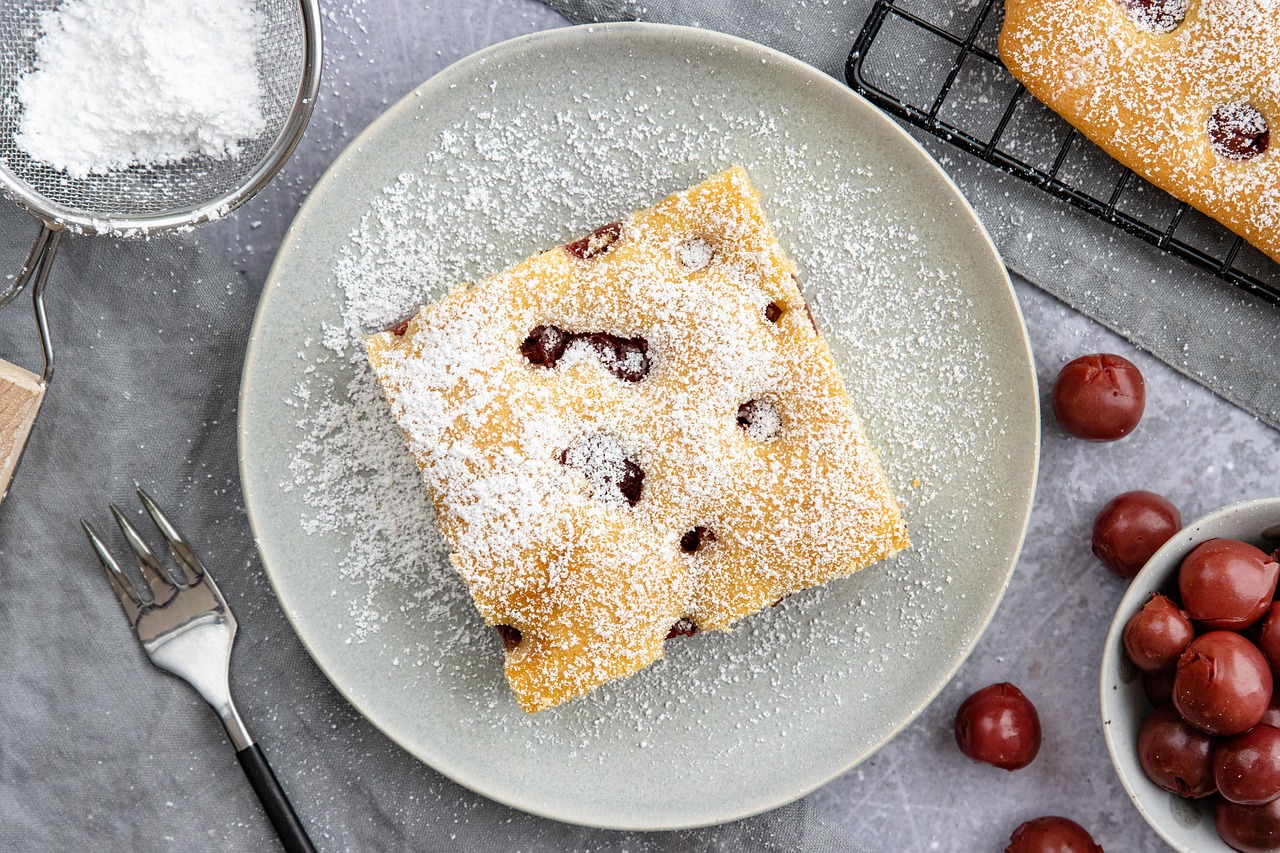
[[236, 743, 318, 853]]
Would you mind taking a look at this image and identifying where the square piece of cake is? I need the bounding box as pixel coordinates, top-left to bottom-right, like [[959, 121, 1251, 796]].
[[366, 167, 908, 713]]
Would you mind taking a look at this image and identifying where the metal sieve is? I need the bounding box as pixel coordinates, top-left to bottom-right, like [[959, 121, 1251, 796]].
[[0, 0, 322, 501]]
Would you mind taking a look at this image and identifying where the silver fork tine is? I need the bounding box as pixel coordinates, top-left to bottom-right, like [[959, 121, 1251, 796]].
[[137, 488, 204, 585], [81, 520, 143, 624], [110, 504, 178, 603]]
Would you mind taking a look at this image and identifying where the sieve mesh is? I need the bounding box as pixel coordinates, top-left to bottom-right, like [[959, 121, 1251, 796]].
[[0, 0, 308, 230]]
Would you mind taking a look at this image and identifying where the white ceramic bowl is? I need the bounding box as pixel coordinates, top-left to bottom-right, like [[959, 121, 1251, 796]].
[[1101, 497, 1280, 852]]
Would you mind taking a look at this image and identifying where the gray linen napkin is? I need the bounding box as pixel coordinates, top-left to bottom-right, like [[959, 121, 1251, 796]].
[[0, 198, 872, 852], [539, 0, 1280, 429]]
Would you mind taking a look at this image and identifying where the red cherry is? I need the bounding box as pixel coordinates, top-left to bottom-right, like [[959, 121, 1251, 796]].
[[1143, 670, 1176, 707], [1254, 603, 1280, 678], [1260, 695, 1280, 729], [1123, 593, 1196, 672], [1208, 102, 1271, 162], [563, 221, 622, 259], [1215, 724, 1280, 805], [1137, 705, 1217, 798], [1174, 631, 1273, 736], [1215, 796, 1280, 852], [1006, 815, 1103, 852], [1179, 539, 1279, 630], [955, 683, 1042, 771], [1091, 491, 1181, 579], [1051, 354, 1145, 441]]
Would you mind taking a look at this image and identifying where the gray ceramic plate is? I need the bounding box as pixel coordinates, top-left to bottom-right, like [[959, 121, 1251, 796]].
[[239, 23, 1039, 830]]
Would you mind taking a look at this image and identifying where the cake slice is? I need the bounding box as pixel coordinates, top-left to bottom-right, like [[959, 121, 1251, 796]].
[[366, 167, 909, 713]]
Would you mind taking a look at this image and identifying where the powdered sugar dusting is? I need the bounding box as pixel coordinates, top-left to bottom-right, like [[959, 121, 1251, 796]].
[[15, 0, 267, 178], [676, 236, 715, 271], [739, 398, 782, 442], [1125, 0, 1190, 34], [562, 433, 640, 509], [280, 75, 1017, 739]]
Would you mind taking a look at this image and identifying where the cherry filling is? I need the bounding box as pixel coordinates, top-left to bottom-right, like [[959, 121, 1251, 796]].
[[616, 461, 645, 506], [581, 332, 650, 382], [666, 617, 699, 639], [1119, 0, 1189, 33], [496, 625, 522, 651], [1208, 103, 1270, 161], [521, 326, 650, 382], [560, 435, 645, 507], [765, 302, 784, 323], [680, 526, 716, 554], [737, 399, 782, 442], [521, 324, 571, 368], [564, 221, 623, 260], [386, 314, 414, 336]]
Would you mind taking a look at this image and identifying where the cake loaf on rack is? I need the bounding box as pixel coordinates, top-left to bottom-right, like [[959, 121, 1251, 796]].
[[366, 167, 908, 713], [1000, 0, 1280, 263]]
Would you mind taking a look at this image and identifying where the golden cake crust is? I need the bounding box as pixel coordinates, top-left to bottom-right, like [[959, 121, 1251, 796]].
[[999, 0, 1280, 263], [366, 167, 908, 713]]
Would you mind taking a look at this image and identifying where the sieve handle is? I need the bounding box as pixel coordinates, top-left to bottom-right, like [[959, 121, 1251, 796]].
[[0, 359, 44, 505], [0, 222, 62, 506]]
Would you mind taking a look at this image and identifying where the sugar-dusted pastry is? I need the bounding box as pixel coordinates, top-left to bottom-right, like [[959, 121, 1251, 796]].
[[366, 167, 908, 713], [999, 0, 1280, 263]]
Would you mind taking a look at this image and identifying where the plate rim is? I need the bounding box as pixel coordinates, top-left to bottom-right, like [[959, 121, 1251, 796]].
[[239, 20, 1041, 830]]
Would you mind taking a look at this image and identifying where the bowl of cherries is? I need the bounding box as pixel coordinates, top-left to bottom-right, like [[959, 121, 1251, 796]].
[[1102, 497, 1280, 852]]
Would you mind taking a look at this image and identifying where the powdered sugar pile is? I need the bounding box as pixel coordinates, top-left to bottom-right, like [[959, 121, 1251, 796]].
[[15, 0, 266, 178]]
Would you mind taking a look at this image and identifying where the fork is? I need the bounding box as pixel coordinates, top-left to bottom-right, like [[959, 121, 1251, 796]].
[[82, 489, 318, 853]]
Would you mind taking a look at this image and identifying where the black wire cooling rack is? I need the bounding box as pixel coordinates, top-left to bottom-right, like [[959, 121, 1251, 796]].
[[845, 0, 1280, 306]]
